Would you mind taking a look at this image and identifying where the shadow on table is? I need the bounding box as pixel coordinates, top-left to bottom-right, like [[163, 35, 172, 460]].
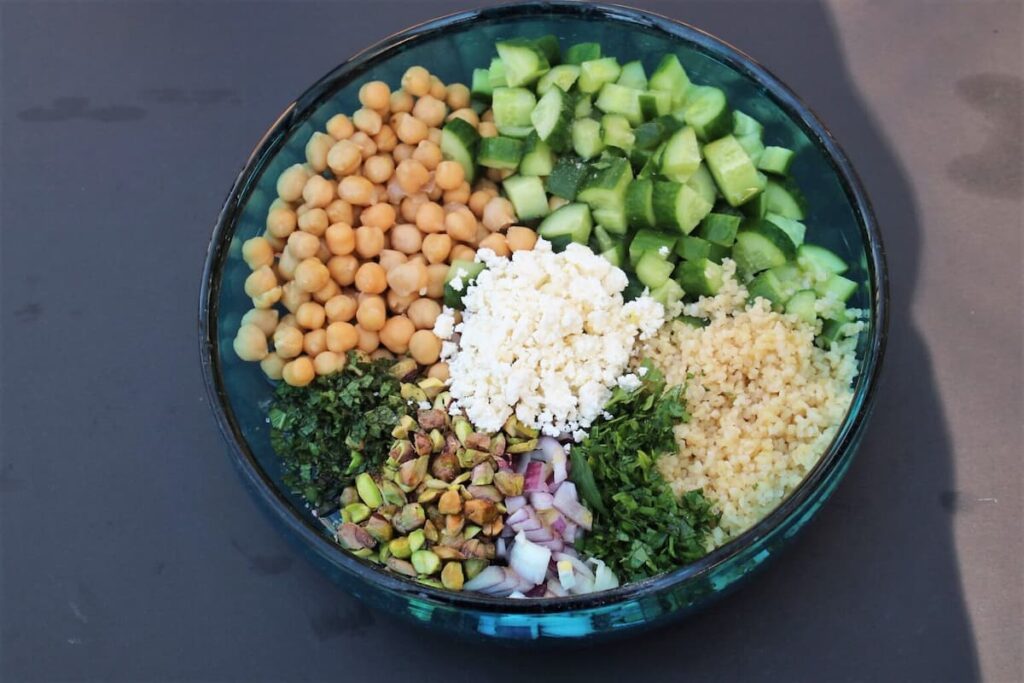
[[382, 1, 979, 680]]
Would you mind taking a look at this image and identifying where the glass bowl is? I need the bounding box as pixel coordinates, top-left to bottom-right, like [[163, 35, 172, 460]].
[[199, 1, 888, 642]]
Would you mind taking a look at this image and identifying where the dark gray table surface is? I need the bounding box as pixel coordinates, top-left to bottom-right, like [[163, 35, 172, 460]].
[[1, 1, 1021, 681]]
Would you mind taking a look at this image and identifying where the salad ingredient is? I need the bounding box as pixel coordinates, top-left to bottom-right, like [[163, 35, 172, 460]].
[[572, 361, 719, 581], [435, 238, 664, 439]]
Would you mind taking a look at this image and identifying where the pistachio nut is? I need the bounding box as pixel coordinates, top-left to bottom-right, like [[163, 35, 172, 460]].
[[490, 433, 507, 458], [408, 529, 426, 553], [355, 473, 383, 509], [398, 455, 429, 489], [441, 562, 465, 591], [481, 518, 504, 537], [452, 416, 473, 445], [506, 438, 539, 454], [416, 408, 448, 430], [386, 556, 418, 577], [471, 461, 494, 486], [451, 470, 472, 486], [339, 486, 360, 507], [437, 489, 463, 515], [493, 471, 525, 497], [416, 488, 440, 504], [464, 432, 491, 452], [445, 513, 465, 536], [342, 502, 371, 524], [430, 450, 459, 482], [467, 484, 502, 503], [412, 432, 433, 457], [400, 383, 428, 403], [393, 502, 426, 534], [463, 558, 488, 580], [388, 536, 412, 559], [363, 514, 394, 543], [422, 519, 440, 543], [417, 377, 446, 399], [410, 550, 441, 576], [389, 357, 418, 381], [462, 524, 482, 540], [433, 546, 465, 561], [432, 391, 452, 411], [464, 498, 499, 525], [338, 522, 376, 551], [379, 480, 407, 507], [428, 429, 445, 452], [390, 414, 418, 439], [388, 439, 415, 465]]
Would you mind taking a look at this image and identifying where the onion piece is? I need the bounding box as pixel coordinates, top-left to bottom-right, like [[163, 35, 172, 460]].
[[590, 559, 620, 592], [529, 491, 554, 510], [464, 565, 506, 592], [505, 495, 527, 514], [508, 591, 527, 599], [557, 559, 577, 591], [506, 506, 531, 527], [551, 446, 568, 486], [510, 531, 551, 585], [546, 577, 568, 597], [562, 522, 578, 544], [496, 537, 507, 560], [553, 552, 594, 582], [532, 436, 563, 463], [513, 452, 531, 475], [524, 527, 554, 543], [523, 461, 548, 493], [552, 481, 593, 530]]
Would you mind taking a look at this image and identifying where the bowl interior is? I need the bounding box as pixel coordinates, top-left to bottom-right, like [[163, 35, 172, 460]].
[[205, 2, 882, 613]]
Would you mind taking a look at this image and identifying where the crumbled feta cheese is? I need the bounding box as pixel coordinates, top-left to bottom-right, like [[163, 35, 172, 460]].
[[418, 400, 431, 410], [658, 245, 670, 257], [616, 373, 642, 391], [637, 366, 648, 377], [435, 238, 665, 439], [449, 275, 464, 292]]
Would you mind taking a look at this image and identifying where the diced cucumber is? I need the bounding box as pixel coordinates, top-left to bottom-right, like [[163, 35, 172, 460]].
[[635, 250, 674, 289], [617, 60, 648, 90], [488, 58, 507, 88], [648, 54, 691, 108], [625, 178, 656, 230], [758, 146, 795, 175], [651, 279, 684, 309], [740, 191, 768, 219], [530, 86, 573, 151], [531, 35, 561, 66], [593, 207, 628, 234], [660, 126, 701, 181], [652, 180, 713, 235], [565, 42, 601, 65], [629, 228, 678, 266], [768, 262, 804, 290], [683, 86, 732, 141], [591, 223, 617, 253], [600, 244, 626, 267], [537, 64, 580, 95], [546, 154, 589, 200], [678, 315, 709, 328], [471, 68, 493, 103], [496, 39, 550, 87], [764, 212, 806, 247], [731, 219, 797, 275], [578, 57, 621, 94], [817, 316, 850, 348], [537, 202, 592, 250], [440, 117, 480, 183], [703, 134, 766, 206], [736, 133, 765, 166], [814, 273, 858, 302], [696, 212, 740, 247], [502, 175, 550, 221], [785, 289, 818, 325], [492, 87, 536, 138], [443, 260, 486, 310], [478, 136, 524, 170], [519, 133, 554, 176], [577, 156, 632, 233], [675, 235, 715, 261], [639, 91, 673, 120], [764, 178, 807, 219], [797, 244, 849, 275], [572, 118, 605, 159], [595, 83, 643, 125], [633, 116, 682, 151], [601, 114, 635, 152], [685, 164, 718, 205], [732, 110, 763, 137], [574, 94, 593, 118], [675, 258, 724, 296], [746, 270, 788, 309]]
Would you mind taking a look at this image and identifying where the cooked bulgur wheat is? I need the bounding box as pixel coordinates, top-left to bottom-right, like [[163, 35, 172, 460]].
[[638, 260, 863, 547]]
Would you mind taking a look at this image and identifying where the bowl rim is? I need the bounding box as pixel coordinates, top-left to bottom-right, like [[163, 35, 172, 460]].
[[199, 0, 889, 614]]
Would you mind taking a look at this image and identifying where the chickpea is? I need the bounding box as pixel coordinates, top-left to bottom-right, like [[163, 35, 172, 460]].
[[280, 280, 311, 313], [434, 160, 465, 191], [327, 254, 359, 286], [359, 80, 391, 111], [549, 195, 570, 212], [378, 249, 408, 272], [445, 207, 478, 242], [244, 266, 277, 298], [446, 83, 470, 110], [352, 107, 383, 135], [252, 286, 282, 309], [295, 301, 326, 330], [260, 352, 286, 380], [479, 232, 510, 258], [370, 348, 395, 361], [242, 308, 279, 337], [352, 326, 378, 353], [446, 107, 479, 128], [354, 262, 388, 294], [276, 164, 310, 202], [353, 226, 384, 259], [312, 351, 343, 376], [395, 158, 430, 194], [418, 233, 450, 264], [468, 189, 496, 218], [297, 207, 328, 236], [414, 200, 446, 234], [428, 127, 443, 145], [389, 223, 424, 254], [394, 112, 427, 146], [480, 196, 513, 231], [282, 356, 315, 387], [506, 226, 538, 252], [481, 109, 495, 123], [386, 259, 427, 297], [362, 154, 395, 184], [355, 295, 387, 331], [399, 193, 428, 222], [390, 89, 413, 114], [401, 66, 431, 97], [472, 220, 490, 246], [294, 257, 330, 293], [325, 199, 354, 226], [261, 232, 286, 252], [300, 326, 326, 355], [242, 236, 274, 269], [233, 323, 269, 361], [386, 288, 418, 313], [327, 140, 361, 176], [429, 75, 447, 101], [360, 202, 396, 231], [338, 176, 375, 206], [407, 298, 441, 330], [378, 315, 416, 354], [450, 244, 476, 263], [300, 174, 333, 209], [324, 294, 357, 323], [411, 142, 441, 172], [266, 206, 297, 238], [286, 230, 319, 260], [425, 263, 448, 298], [408, 330, 442, 365], [374, 125, 397, 153], [312, 278, 340, 304], [424, 177, 443, 201], [273, 325, 304, 359], [478, 121, 498, 138], [277, 248, 299, 281], [324, 222, 355, 255], [443, 181, 471, 205], [305, 132, 333, 173], [392, 143, 414, 163], [326, 320, 358, 352], [279, 313, 298, 328], [412, 95, 447, 128], [326, 113, 355, 140], [423, 363, 447, 383]]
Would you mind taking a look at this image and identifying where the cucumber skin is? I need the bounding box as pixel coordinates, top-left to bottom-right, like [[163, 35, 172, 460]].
[[546, 155, 589, 200], [440, 117, 480, 183], [626, 179, 656, 230], [478, 136, 525, 170]]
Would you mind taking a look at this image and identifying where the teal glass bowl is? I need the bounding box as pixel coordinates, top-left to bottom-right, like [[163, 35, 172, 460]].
[[199, 1, 888, 642]]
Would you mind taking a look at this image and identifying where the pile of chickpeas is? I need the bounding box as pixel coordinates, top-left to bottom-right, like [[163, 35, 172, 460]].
[[233, 66, 541, 387]]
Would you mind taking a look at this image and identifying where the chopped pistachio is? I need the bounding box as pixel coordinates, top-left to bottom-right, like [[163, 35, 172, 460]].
[[410, 550, 441, 575], [417, 377, 446, 399], [393, 502, 426, 534], [338, 522, 375, 550], [464, 498, 499, 525], [423, 519, 440, 543], [391, 414, 418, 439], [417, 488, 441, 504], [490, 433, 507, 458], [339, 486, 360, 507], [388, 536, 412, 559], [493, 471, 524, 496], [400, 383, 428, 403], [441, 562, 465, 591], [465, 432, 491, 452], [451, 470, 472, 486], [398, 456, 429, 489], [386, 556, 417, 576], [445, 514, 465, 536], [437, 489, 463, 515], [390, 358, 418, 380], [432, 391, 452, 411], [428, 429, 445, 452], [463, 559, 488, 580], [471, 461, 494, 486], [388, 439, 415, 465], [408, 529, 426, 553], [342, 502, 371, 524], [433, 546, 465, 561], [379, 480, 407, 506], [355, 473, 383, 508], [452, 416, 473, 445], [363, 515, 393, 543], [462, 524, 482, 540], [507, 438, 539, 454], [467, 484, 502, 502]]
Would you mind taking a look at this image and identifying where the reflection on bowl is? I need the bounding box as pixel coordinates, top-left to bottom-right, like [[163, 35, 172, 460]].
[[199, 1, 888, 642]]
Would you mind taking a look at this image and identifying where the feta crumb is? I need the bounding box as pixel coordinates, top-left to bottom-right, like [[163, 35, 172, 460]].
[[617, 373, 642, 391], [658, 245, 670, 257], [637, 366, 649, 377], [418, 400, 431, 410]]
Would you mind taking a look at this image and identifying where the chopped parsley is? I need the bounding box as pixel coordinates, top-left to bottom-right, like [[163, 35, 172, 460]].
[[268, 353, 408, 507], [572, 360, 719, 582]]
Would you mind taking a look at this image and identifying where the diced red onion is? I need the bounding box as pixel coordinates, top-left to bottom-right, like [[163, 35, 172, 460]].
[[553, 552, 594, 581], [510, 531, 551, 585], [496, 537, 507, 560], [505, 495, 527, 514], [590, 559, 620, 592], [562, 522, 578, 544], [524, 527, 554, 543], [523, 461, 547, 493], [546, 577, 568, 597], [534, 538, 565, 552], [506, 506, 531, 527], [550, 515, 568, 536], [529, 491, 554, 510], [513, 452, 531, 475], [552, 481, 593, 531], [463, 565, 506, 592]]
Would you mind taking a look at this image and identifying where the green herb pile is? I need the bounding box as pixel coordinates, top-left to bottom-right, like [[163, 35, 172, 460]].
[[572, 361, 719, 582], [268, 353, 409, 507]]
